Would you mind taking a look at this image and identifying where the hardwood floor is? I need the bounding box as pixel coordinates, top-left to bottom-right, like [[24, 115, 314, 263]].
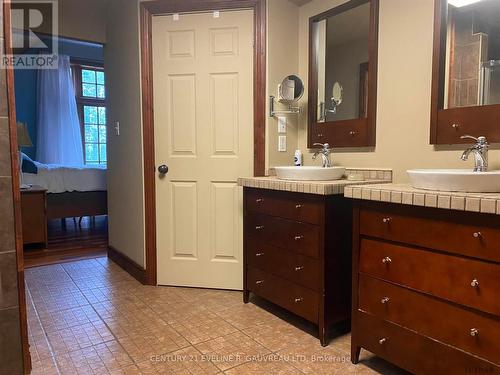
[[24, 216, 108, 268]]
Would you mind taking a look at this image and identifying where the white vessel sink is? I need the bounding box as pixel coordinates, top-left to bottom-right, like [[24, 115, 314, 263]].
[[275, 166, 346, 181], [408, 169, 500, 193]]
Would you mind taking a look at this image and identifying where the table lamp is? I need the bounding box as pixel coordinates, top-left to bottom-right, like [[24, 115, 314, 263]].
[[17, 122, 33, 189]]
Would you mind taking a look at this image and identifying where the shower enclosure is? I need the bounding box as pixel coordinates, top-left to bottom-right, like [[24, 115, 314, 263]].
[[480, 60, 500, 106]]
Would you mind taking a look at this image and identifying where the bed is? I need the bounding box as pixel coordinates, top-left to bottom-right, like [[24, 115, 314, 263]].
[[22, 160, 108, 220]]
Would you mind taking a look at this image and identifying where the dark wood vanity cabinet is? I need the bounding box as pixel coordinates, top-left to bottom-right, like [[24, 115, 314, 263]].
[[351, 201, 500, 374], [243, 187, 353, 346]]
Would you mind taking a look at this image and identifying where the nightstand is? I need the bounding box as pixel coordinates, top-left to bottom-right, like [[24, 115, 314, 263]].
[[21, 185, 48, 247]]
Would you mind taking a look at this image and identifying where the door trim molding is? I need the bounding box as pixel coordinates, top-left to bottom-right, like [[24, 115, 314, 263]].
[[3, 0, 31, 371], [140, 0, 266, 285]]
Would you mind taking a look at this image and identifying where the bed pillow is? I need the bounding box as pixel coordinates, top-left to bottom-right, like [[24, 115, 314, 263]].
[[21, 153, 38, 174]]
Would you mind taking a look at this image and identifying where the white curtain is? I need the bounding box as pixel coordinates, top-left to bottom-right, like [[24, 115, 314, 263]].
[[36, 55, 84, 166]]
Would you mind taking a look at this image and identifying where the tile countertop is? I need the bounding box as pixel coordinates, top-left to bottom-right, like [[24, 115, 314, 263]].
[[344, 183, 500, 215], [238, 168, 393, 195]]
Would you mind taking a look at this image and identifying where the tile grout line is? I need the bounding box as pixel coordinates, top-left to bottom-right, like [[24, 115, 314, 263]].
[[230, 328, 308, 374], [28, 259, 346, 374], [57, 259, 139, 370], [31, 263, 275, 372], [129, 287, 281, 371], [25, 280, 62, 375], [60, 259, 221, 368]]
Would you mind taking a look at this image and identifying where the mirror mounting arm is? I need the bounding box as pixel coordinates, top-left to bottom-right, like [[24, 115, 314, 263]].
[[269, 95, 301, 118]]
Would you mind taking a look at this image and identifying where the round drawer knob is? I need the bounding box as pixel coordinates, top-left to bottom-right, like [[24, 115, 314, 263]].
[[295, 204, 303, 209], [381, 297, 390, 304], [382, 217, 391, 223], [294, 266, 304, 272], [470, 279, 479, 287], [382, 257, 392, 264], [452, 123, 460, 129], [255, 252, 264, 257], [473, 232, 482, 238], [350, 131, 356, 136], [256, 198, 264, 203], [255, 225, 264, 230], [470, 328, 479, 337], [294, 235, 304, 241], [379, 338, 387, 345], [318, 133, 323, 138], [294, 297, 304, 303], [255, 280, 264, 285]]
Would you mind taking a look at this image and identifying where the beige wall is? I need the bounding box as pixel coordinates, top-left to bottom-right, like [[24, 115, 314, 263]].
[[59, 0, 107, 43], [105, 0, 145, 267], [266, 0, 300, 171], [34, 0, 107, 42], [293, 0, 500, 182]]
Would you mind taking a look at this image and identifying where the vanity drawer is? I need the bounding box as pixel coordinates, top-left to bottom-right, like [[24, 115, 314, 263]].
[[245, 188, 322, 225], [356, 311, 499, 375], [358, 274, 500, 365], [360, 207, 500, 263], [246, 213, 320, 259], [359, 238, 500, 316], [247, 237, 320, 291], [247, 267, 319, 323]]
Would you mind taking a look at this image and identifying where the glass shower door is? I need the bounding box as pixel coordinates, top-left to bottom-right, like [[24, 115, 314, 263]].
[[480, 60, 500, 106]]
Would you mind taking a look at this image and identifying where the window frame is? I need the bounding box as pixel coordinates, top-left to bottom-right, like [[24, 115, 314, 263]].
[[71, 59, 108, 165]]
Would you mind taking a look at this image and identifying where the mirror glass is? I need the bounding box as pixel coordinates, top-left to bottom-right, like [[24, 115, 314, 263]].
[[279, 75, 304, 102], [332, 82, 344, 106], [443, 0, 500, 109], [314, 2, 370, 123]]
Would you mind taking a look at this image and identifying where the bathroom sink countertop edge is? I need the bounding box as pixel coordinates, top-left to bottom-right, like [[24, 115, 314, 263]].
[[344, 183, 500, 215], [238, 168, 393, 196]]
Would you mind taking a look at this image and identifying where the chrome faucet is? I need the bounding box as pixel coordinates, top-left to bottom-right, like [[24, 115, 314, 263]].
[[461, 135, 488, 172], [312, 143, 332, 168]]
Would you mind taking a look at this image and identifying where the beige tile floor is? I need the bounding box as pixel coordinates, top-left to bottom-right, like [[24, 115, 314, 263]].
[[25, 257, 408, 375]]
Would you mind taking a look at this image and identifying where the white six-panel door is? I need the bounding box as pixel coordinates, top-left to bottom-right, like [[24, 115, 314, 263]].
[[152, 10, 254, 289]]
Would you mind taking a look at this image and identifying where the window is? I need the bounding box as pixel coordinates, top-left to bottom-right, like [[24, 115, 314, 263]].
[[72, 63, 107, 165]]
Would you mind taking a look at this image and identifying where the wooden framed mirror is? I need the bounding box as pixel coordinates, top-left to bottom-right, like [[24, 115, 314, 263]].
[[307, 0, 379, 148], [430, 0, 500, 144]]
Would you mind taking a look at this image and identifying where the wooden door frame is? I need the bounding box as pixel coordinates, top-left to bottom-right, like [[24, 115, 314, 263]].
[[140, 0, 266, 285], [3, 0, 31, 372]]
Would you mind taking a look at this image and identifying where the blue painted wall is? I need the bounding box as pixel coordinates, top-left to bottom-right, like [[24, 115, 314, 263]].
[[14, 37, 104, 159]]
